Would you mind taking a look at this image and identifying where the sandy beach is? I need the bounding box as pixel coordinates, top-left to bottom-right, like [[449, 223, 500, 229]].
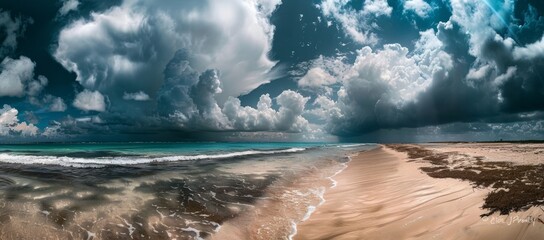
[[295, 145, 544, 240]]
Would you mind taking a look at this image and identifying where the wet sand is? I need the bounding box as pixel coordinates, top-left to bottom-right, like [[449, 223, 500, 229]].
[[295, 146, 544, 240]]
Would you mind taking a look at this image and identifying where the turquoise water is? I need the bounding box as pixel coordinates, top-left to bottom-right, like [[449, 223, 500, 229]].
[[0, 142, 374, 239], [0, 142, 369, 167], [0, 142, 329, 156]]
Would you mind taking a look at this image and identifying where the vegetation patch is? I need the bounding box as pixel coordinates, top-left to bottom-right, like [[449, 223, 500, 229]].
[[387, 144, 544, 217]]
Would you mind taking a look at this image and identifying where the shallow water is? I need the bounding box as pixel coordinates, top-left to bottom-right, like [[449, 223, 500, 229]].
[[0, 143, 373, 239]]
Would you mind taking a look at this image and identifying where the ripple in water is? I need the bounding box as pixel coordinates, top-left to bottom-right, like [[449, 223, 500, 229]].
[[0, 144, 372, 239]]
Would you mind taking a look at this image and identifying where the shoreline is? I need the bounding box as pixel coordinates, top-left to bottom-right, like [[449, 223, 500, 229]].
[[288, 155, 354, 240], [208, 152, 354, 240], [294, 145, 544, 239]]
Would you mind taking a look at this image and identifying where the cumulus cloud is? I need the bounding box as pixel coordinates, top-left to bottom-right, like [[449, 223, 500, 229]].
[[298, 67, 336, 88], [362, 0, 392, 17], [19, 0, 544, 141], [123, 91, 150, 101], [27, 75, 48, 96], [290, 0, 544, 138], [403, 0, 433, 18], [43, 65, 311, 140], [0, 56, 34, 97], [275, 90, 310, 131], [54, 0, 279, 106], [46, 0, 312, 139], [158, 50, 309, 132], [0, 104, 38, 136], [444, 0, 544, 113], [294, 55, 349, 97], [513, 34, 544, 60], [158, 50, 223, 130], [306, 23, 486, 136], [325, 44, 432, 134], [223, 90, 310, 132], [0, 56, 47, 98], [58, 0, 80, 16], [189, 70, 230, 129], [46, 95, 68, 112], [73, 90, 106, 112]]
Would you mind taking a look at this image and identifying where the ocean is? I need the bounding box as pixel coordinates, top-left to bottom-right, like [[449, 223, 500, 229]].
[[0, 142, 374, 239]]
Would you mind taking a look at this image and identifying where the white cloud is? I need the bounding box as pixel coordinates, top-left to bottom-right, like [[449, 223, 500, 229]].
[[159, 58, 310, 133], [466, 64, 491, 80], [304, 28, 453, 134], [445, 0, 544, 114], [11, 122, 38, 136], [0, 104, 38, 136], [26, 75, 49, 106], [403, 0, 432, 18], [222, 94, 276, 131], [449, 0, 515, 57], [320, 0, 371, 44], [493, 66, 517, 87], [49, 0, 321, 138], [43, 124, 62, 138], [0, 56, 36, 97], [254, 0, 282, 16], [513, 34, 544, 60], [275, 90, 310, 131], [27, 75, 48, 96], [297, 55, 348, 88], [345, 43, 443, 104], [0, 105, 18, 135], [307, 95, 341, 121], [320, 0, 391, 44], [76, 116, 103, 123], [73, 90, 106, 112], [298, 67, 336, 88], [59, 0, 80, 16], [222, 90, 309, 132], [54, 0, 279, 104], [48, 96, 68, 112], [363, 0, 392, 17], [123, 91, 150, 101], [412, 28, 453, 90]]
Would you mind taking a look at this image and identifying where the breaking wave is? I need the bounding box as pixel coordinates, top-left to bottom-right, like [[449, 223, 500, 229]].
[[0, 148, 306, 168]]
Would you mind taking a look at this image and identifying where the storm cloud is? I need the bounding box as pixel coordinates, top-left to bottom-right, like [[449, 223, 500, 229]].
[[1, 0, 544, 142], [299, 0, 544, 138], [53, 0, 279, 103]]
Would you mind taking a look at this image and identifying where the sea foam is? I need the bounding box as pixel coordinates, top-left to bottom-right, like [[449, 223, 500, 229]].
[[0, 148, 306, 168]]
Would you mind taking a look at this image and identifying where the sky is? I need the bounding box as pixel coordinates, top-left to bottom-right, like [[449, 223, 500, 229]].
[[1, 0, 544, 142]]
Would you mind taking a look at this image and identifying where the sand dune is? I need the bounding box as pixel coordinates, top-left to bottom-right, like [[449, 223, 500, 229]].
[[295, 146, 544, 240]]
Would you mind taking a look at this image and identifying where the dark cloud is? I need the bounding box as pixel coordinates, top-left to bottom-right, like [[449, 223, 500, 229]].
[[53, 0, 279, 104], [2, 0, 544, 142], [302, 0, 544, 140], [23, 110, 38, 125], [0, 10, 29, 58]]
